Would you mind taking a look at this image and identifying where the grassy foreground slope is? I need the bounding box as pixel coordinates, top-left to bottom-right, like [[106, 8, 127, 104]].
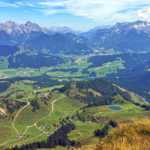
[[96, 119, 150, 150]]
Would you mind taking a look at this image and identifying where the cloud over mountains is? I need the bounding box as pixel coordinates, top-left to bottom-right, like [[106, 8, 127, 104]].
[[1, 0, 150, 24]]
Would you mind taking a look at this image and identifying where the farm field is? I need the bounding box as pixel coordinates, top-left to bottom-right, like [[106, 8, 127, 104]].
[[0, 54, 125, 81]]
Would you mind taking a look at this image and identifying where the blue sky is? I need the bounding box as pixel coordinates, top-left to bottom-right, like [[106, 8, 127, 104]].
[[0, 0, 150, 31]]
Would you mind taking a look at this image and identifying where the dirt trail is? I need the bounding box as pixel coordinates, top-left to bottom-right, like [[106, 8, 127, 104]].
[[94, 112, 103, 122], [12, 101, 30, 135], [51, 94, 66, 113], [0, 94, 65, 147], [20, 94, 65, 138]]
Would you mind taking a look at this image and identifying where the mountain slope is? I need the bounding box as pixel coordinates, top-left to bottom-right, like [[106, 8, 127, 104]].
[[85, 21, 150, 53], [96, 119, 150, 150], [0, 99, 26, 118], [0, 21, 91, 54], [0, 45, 19, 56], [24, 32, 90, 54], [110, 72, 150, 101], [60, 78, 148, 106], [0, 21, 46, 46], [48, 26, 73, 34]]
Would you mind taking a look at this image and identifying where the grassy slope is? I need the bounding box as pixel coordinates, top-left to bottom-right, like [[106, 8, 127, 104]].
[[0, 119, 17, 144], [96, 119, 150, 150], [0, 81, 35, 101], [1, 98, 150, 149], [113, 83, 148, 105], [67, 101, 150, 146], [1, 93, 85, 149], [88, 59, 125, 77], [94, 103, 150, 121], [77, 101, 150, 124], [15, 100, 51, 134], [68, 121, 100, 145]]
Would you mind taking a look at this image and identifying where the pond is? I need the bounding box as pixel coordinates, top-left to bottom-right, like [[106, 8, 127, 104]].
[[108, 105, 122, 110]]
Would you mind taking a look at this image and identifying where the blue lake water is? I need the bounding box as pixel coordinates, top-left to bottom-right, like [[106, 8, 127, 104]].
[[109, 105, 122, 110]]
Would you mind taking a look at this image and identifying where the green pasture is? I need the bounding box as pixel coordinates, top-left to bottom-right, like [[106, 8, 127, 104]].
[[88, 59, 125, 77], [86, 103, 150, 123], [68, 121, 100, 145]]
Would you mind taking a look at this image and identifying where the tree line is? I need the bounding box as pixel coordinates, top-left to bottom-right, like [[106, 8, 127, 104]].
[[94, 120, 118, 138]]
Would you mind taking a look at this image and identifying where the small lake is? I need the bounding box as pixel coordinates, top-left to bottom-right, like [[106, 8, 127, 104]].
[[108, 105, 122, 110]]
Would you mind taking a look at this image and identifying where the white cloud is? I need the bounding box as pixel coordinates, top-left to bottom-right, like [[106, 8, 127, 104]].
[[0, 1, 35, 8], [1, 0, 150, 23], [137, 9, 150, 20], [39, 1, 67, 7], [15, 1, 35, 7], [36, 0, 150, 23], [0, 1, 18, 7]]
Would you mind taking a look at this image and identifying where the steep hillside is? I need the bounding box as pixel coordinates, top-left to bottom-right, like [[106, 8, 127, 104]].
[[0, 46, 19, 56], [0, 99, 26, 118], [60, 78, 148, 107], [110, 72, 150, 102], [23, 33, 90, 54], [96, 119, 150, 150], [0, 21, 46, 46]]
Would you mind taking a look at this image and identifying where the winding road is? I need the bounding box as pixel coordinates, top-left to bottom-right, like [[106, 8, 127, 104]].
[[0, 94, 65, 147], [19, 94, 66, 139]]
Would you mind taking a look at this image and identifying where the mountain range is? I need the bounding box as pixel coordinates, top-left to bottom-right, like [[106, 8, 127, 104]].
[[85, 21, 150, 53], [1, 20, 150, 54]]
